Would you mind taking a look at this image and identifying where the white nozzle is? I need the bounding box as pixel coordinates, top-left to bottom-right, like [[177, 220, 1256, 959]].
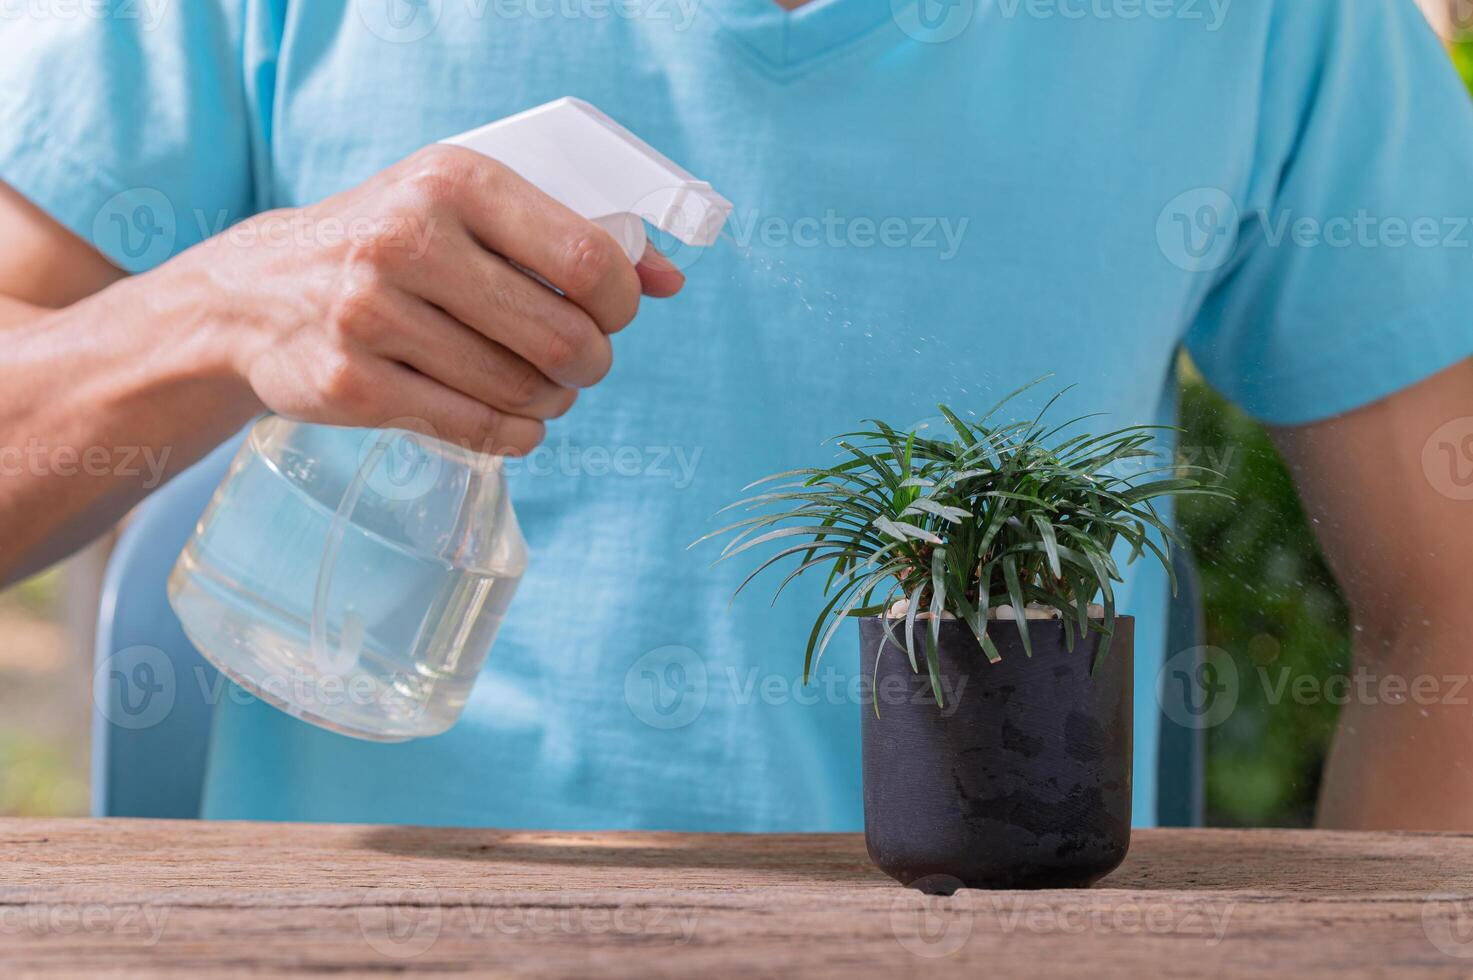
[[441, 98, 733, 264]]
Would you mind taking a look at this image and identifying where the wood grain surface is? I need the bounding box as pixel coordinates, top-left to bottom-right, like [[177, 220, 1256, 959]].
[[2, 819, 1472, 978]]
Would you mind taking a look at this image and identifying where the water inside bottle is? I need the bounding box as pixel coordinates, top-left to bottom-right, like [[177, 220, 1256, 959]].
[[169, 420, 525, 741]]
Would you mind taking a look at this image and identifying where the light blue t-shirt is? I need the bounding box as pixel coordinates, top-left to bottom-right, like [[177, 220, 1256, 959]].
[[3, 0, 1471, 830]]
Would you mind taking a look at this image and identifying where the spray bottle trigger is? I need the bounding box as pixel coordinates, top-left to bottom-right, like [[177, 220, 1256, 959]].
[[440, 97, 731, 267]]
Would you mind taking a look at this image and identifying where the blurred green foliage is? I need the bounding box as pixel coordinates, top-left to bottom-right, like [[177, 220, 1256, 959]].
[[0, 734, 87, 817], [1176, 378, 1351, 826], [0, 568, 80, 818], [6, 568, 58, 617], [1451, 39, 1473, 89]]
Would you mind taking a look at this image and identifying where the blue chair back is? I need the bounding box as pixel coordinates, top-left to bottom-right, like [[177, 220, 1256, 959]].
[[1156, 547, 1206, 827], [90, 440, 236, 818]]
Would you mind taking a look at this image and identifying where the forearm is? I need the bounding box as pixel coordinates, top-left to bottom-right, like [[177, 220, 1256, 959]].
[[0, 146, 675, 585], [1318, 605, 1473, 830], [1274, 362, 1473, 831], [0, 260, 261, 584]]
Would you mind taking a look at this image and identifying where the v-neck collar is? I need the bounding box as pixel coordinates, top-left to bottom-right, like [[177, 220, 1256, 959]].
[[703, 0, 898, 75]]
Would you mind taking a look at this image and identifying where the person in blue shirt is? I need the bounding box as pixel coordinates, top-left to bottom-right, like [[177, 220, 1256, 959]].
[[0, 0, 1471, 832]]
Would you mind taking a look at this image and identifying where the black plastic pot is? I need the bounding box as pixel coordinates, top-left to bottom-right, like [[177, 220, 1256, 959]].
[[859, 615, 1132, 893]]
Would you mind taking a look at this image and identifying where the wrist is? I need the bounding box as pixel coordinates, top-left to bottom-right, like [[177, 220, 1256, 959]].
[[123, 230, 273, 418], [72, 254, 265, 448]]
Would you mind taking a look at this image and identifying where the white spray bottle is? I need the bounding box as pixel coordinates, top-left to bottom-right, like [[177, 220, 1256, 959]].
[[168, 98, 733, 742]]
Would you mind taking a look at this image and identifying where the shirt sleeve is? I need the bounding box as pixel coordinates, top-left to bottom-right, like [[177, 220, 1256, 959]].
[[0, 1, 256, 272], [1185, 0, 1473, 426]]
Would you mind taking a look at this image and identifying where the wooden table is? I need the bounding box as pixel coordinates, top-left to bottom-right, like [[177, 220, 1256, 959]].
[[2, 819, 1472, 978]]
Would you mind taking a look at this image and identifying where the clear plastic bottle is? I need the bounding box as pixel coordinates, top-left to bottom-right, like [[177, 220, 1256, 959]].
[[169, 418, 527, 741]]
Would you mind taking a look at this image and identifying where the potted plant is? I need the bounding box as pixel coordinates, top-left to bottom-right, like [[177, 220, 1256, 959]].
[[699, 385, 1222, 893]]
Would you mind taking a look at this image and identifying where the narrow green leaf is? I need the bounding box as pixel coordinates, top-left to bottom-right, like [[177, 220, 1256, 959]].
[[1033, 514, 1062, 578], [873, 516, 943, 545], [1001, 555, 1034, 659], [924, 627, 944, 709]]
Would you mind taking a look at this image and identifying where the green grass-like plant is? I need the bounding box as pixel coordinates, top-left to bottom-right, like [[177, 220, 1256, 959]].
[[697, 383, 1227, 707]]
